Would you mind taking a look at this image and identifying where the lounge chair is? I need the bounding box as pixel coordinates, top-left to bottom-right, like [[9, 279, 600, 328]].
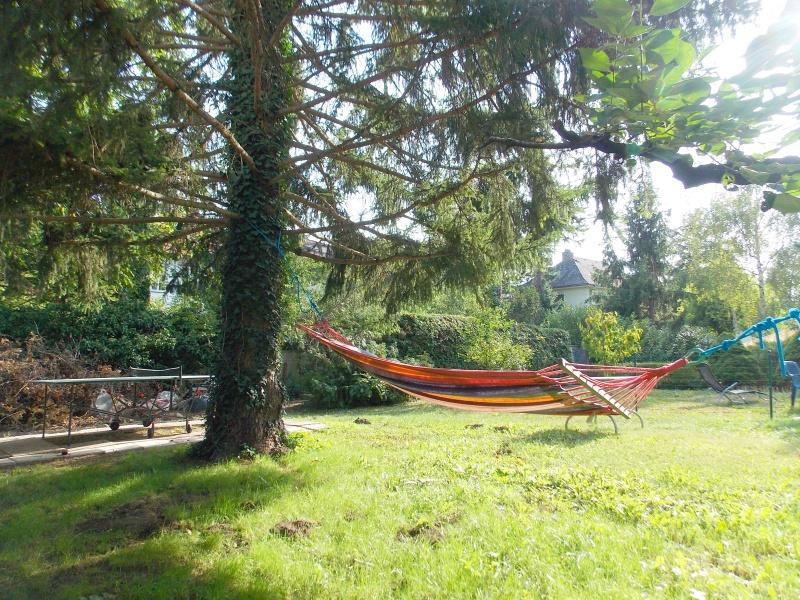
[[785, 361, 800, 408], [696, 363, 766, 405]]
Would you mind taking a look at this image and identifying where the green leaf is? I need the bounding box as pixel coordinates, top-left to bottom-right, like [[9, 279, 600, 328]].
[[584, 0, 634, 35], [578, 48, 612, 72], [649, 0, 692, 17], [593, 0, 634, 19], [667, 77, 711, 103], [781, 128, 800, 147], [767, 193, 800, 214]]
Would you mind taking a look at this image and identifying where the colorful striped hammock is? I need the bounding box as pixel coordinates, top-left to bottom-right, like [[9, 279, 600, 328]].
[[300, 321, 687, 420]]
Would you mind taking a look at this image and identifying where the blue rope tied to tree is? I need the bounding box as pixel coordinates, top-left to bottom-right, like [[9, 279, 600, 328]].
[[688, 309, 800, 377], [246, 219, 323, 319]]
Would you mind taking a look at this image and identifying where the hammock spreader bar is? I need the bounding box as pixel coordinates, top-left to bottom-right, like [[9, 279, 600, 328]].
[[300, 322, 687, 417]]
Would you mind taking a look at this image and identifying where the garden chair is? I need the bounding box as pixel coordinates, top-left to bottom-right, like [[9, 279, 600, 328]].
[[784, 361, 800, 409], [696, 363, 766, 405]]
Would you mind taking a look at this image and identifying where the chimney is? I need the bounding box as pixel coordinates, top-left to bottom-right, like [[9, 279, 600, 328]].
[[562, 249, 574, 262]]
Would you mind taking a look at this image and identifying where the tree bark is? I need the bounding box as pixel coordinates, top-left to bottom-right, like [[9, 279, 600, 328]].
[[194, 0, 292, 460]]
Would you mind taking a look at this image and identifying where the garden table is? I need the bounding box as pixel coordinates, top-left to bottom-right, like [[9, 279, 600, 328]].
[[32, 374, 210, 453]]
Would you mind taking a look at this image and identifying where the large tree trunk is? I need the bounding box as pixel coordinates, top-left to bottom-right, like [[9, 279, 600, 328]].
[[194, 1, 292, 460]]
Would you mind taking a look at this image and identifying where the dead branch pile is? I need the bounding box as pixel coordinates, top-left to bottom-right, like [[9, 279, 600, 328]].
[[0, 335, 122, 433]]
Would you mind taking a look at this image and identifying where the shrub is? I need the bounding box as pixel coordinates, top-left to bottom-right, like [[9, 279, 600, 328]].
[[633, 320, 673, 362], [542, 305, 587, 346], [387, 312, 571, 370], [462, 308, 531, 370], [390, 313, 476, 368], [290, 341, 404, 409], [669, 325, 717, 360], [580, 308, 642, 364]]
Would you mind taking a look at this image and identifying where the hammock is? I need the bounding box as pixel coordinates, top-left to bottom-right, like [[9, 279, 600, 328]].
[[300, 321, 687, 419]]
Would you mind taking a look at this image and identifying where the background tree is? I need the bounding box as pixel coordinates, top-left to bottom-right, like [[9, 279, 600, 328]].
[[710, 188, 797, 318], [596, 170, 671, 320], [1, 0, 785, 459], [675, 207, 759, 332], [767, 240, 800, 313]]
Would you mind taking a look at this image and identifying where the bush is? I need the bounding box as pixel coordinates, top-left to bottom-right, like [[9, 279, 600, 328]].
[[580, 308, 642, 364], [632, 320, 673, 362], [642, 342, 770, 389], [542, 305, 587, 346], [390, 313, 476, 368], [387, 312, 571, 370], [462, 308, 531, 370], [669, 325, 717, 360], [287, 340, 405, 409]]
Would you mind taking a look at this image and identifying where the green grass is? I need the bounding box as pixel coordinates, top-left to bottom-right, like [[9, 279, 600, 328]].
[[1, 391, 799, 599]]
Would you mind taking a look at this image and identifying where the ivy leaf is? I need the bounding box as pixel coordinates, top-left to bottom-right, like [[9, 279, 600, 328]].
[[649, 0, 692, 17]]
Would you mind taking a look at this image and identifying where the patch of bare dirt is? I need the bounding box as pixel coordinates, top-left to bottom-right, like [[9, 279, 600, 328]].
[[75, 496, 169, 539], [397, 523, 444, 544], [205, 522, 247, 548], [397, 514, 460, 544], [271, 518, 319, 538]]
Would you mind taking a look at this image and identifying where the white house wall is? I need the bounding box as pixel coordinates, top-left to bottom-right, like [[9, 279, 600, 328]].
[[559, 286, 592, 307]]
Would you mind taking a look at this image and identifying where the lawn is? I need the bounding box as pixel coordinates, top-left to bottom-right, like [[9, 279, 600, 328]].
[[1, 390, 799, 599]]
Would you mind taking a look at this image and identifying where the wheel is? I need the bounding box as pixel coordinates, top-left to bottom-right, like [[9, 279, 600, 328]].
[[147, 427, 155, 439], [186, 423, 192, 433], [109, 421, 120, 431]]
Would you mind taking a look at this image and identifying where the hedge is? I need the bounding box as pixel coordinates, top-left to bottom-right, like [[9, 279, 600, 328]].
[[0, 299, 217, 372], [511, 323, 572, 370], [387, 313, 571, 369], [390, 313, 476, 368]]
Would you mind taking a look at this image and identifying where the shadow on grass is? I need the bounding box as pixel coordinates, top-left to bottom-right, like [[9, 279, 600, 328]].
[[0, 445, 309, 600], [517, 426, 613, 447]]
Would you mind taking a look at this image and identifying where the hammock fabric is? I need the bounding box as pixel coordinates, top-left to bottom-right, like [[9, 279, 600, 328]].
[[300, 322, 687, 418]]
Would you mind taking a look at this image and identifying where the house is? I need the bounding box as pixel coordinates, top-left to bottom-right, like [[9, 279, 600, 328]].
[[551, 250, 602, 307]]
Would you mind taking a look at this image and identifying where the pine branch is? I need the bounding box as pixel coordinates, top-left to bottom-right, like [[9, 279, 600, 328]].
[[39, 216, 229, 225], [175, 0, 241, 46], [65, 157, 238, 218], [293, 248, 453, 266], [56, 224, 219, 247], [95, 0, 258, 175]]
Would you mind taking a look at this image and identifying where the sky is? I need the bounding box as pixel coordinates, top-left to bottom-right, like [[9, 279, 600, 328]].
[[555, 0, 798, 263]]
